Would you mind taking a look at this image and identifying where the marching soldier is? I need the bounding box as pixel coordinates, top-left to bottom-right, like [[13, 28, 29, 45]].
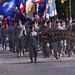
[[27, 25, 38, 63], [33, 21, 41, 51], [61, 21, 67, 55], [0, 21, 7, 50], [40, 21, 50, 58], [47, 20, 54, 55], [14, 20, 27, 57], [66, 20, 74, 57], [7, 22, 15, 52], [52, 21, 64, 59]]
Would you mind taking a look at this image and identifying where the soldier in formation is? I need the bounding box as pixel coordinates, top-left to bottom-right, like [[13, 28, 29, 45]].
[[0, 18, 75, 62], [27, 24, 38, 63], [14, 20, 27, 57]]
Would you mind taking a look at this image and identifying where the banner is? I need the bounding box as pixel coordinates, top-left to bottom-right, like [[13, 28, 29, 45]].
[[39, 30, 75, 42], [46, 0, 57, 17], [26, 0, 35, 19], [0, 0, 16, 16], [3, 0, 16, 16]]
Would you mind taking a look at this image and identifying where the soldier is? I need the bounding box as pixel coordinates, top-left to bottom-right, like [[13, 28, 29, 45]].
[[52, 21, 64, 59], [47, 20, 54, 55], [40, 21, 50, 58], [0, 21, 7, 50], [66, 20, 74, 57], [33, 21, 41, 51], [14, 20, 27, 57], [27, 25, 38, 63], [61, 21, 67, 55], [7, 22, 15, 52]]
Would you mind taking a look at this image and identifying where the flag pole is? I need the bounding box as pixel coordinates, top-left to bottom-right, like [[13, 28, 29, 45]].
[[24, 0, 26, 22], [69, 0, 72, 19], [54, 0, 56, 20], [44, 0, 46, 21], [35, 4, 37, 18], [35, 3, 38, 21]]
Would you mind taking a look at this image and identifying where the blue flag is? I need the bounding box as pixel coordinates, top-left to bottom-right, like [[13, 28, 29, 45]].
[[3, 0, 16, 16], [0, 1, 5, 15], [0, 0, 16, 16], [38, 0, 48, 17], [47, 0, 57, 17], [16, 0, 21, 7], [16, 0, 25, 7]]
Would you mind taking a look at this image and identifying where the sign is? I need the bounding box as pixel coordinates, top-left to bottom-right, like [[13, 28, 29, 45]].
[[39, 30, 75, 42]]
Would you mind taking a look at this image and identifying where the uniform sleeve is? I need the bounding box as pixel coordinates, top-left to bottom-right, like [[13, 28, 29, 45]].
[[23, 26, 27, 36]]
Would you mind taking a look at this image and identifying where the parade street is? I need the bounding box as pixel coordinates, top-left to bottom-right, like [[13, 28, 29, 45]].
[[0, 46, 75, 75]]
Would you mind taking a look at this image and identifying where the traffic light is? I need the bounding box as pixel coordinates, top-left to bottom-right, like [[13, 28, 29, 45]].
[[61, 0, 65, 3]]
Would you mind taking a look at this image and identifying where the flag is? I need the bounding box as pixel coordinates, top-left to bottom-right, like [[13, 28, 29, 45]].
[[37, 1, 46, 18], [0, 1, 6, 15], [16, 0, 21, 7], [47, 0, 57, 17], [7, 16, 11, 27], [0, 15, 4, 20], [26, 0, 35, 19], [36, 0, 48, 19], [32, 0, 42, 4], [2, 17, 7, 30], [19, 1, 25, 14], [3, 0, 16, 16], [26, 0, 34, 13]]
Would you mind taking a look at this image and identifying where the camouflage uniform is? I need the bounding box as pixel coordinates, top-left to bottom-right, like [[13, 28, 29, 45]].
[[27, 27, 38, 63], [41, 25, 50, 58], [51, 22, 64, 59], [0, 25, 7, 50], [8, 25, 15, 52], [14, 22, 27, 57]]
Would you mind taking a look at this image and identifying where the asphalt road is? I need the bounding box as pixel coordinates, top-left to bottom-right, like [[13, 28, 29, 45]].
[[0, 46, 75, 75]]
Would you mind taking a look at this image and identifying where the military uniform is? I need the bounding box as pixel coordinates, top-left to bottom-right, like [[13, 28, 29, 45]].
[[66, 23, 74, 57], [0, 25, 7, 50], [14, 22, 27, 57], [27, 27, 38, 63], [61, 22, 67, 55], [8, 25, 15, 52], [41, 26, 50, 58], [51, 22, 64, 59]]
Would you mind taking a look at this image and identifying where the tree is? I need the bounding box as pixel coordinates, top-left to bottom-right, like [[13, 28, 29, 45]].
[[56, 0, 75, 19]]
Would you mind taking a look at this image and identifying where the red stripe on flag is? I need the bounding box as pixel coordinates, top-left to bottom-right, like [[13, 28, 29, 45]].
[[32, 0, 42, 4], [19, 3, 25, 14]]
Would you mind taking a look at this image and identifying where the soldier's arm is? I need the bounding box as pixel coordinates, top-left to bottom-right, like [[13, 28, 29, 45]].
[[23, 26, 27, 36]]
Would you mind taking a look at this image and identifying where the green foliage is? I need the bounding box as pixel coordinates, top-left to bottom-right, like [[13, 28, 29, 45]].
[[56, 0, 75, 19], [0, 0, 2, 2], [0, 0, 5, 2]]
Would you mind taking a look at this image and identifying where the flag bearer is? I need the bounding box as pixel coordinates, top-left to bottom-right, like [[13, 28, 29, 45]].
[[14, 20, 27, 57]]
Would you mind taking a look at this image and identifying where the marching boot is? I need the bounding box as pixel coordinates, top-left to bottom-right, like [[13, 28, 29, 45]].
[[34, 57, 37, 63], [55, 53, 59, 60], [18, 52, 21, 58], [59, 53, 62, 58], [30, 58, 33, 63], [20, 51, 23, 57]]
